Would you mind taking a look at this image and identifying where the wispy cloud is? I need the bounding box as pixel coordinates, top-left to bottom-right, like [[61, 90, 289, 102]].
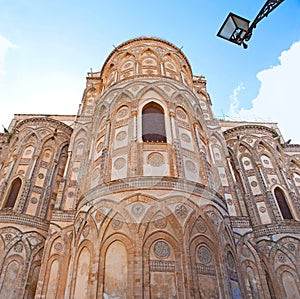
[[229, 83, 245, 116], [229, 40, 300, 143], [0, 35, 17, 87]]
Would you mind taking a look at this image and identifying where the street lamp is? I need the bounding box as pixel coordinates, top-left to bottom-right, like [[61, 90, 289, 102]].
[[217, 0, 285, 49]]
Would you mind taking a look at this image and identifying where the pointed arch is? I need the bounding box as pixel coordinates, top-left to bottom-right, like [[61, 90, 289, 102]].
[[73, 246, 91, 299], [4, 177, 22, 209], [137, 84, 169, 101], [98, 233, 134, 298], [142, 102, 166, 142], [109, 91, 133, 116], [140, 48, 160, 76], [21, 145, 35, 159], [104, 240, 128, 298], [163, 53, 180, 80], [118, 52, 136, 80], [274, 187, 293, 219]]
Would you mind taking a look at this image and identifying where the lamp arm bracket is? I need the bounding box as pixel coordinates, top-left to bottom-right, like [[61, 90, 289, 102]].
[[245, 0, 285, 41]]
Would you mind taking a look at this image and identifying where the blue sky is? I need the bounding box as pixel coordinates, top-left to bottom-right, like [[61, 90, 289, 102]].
[[1, 0, 300, 142]]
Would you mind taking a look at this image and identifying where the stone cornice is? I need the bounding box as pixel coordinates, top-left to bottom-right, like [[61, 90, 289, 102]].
[[253, 222, 300, 238], [0, 211, 50, 231], [223, 124, 276, 139], [78, 177, 226, 211], [15, 117, 73, 136]]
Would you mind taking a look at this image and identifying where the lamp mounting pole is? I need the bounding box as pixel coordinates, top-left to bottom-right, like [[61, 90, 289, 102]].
[[244, 0, 285, 44]]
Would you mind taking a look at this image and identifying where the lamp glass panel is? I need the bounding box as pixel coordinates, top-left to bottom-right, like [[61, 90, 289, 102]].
[[232, 14, 250, 31], [218, 16, 236, 40]]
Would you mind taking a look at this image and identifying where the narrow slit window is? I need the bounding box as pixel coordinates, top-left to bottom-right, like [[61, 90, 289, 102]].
[[4, 178, 21, 209], [274, 187, 293, 219], [142, 102, 166, 143]]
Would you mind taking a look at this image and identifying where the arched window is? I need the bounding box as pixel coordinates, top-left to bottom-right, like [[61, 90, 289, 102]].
[[142, 102, 166, 142], [274, 187, 293, 219], [4, 178, 22, 209]]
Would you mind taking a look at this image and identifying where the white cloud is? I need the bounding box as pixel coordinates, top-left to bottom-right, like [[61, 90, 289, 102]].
[[0, 35, 17, 87], [229, 40, 300, 143], [229, 83, 245, 116]]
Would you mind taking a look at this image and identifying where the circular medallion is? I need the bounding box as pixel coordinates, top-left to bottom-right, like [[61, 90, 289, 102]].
[[227, 198, 233, 205], [112, 218, 123, 230], [131, 203, 144, 217], [181, 133, 191, 143], [200, 101, 207, 108], [288, 243, 296, 251], [153, 215, 167, 229], [29, 238, 38, 246], [278, 253, 286, 263], [195, 218, 207, 233], [38, 173, 44, 179], [147, 152, 164, 167], [117, 107, 129, 118], [175, 204, 188, 218], [31, 197, 37, 204], [14, 243, 23, 253], [114, 157, 126, 170], [197, 245, 212, 264], [259, 206, 266, 213], [154, 241, 170, 259], [116, 131, 127, 141], [239, 146, 245, 152], [176, 109, 187, 120], [5, 233, 12, 241], [251, 181, 258, 187], [186, 160, 197, 173], [241, 246, 251, 257], [54, 243, 63, 252], [244, 160, 250, 166], [258, 145, 265, 151]]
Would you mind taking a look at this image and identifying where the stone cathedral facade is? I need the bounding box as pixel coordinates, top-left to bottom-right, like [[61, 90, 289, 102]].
[[0, 37, 300, 299]]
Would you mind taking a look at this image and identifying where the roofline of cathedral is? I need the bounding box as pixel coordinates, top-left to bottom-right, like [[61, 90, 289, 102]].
[[223, 124, 277, 138], [14, 116, 74, 135], [99, 36, 193, 78]]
